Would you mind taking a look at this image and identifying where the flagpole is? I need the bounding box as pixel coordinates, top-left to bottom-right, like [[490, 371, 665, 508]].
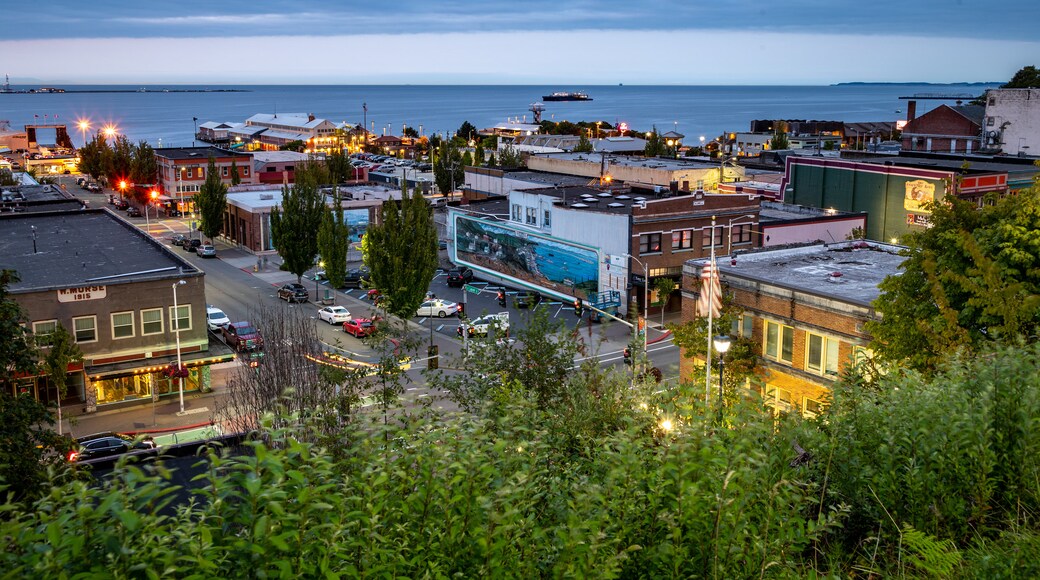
[[705, 216, 716, 405]]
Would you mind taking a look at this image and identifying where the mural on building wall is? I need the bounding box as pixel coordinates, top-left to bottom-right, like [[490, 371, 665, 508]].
[[454, 215, 600, 299], [904, 179, 936, 212], [342, 209, 369, 242]]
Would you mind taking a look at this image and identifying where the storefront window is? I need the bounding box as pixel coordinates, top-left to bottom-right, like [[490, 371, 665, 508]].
[[92, 368, 202, 405]]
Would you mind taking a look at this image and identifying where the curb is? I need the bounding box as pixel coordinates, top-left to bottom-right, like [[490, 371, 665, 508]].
[[123, 420, 215, 436]]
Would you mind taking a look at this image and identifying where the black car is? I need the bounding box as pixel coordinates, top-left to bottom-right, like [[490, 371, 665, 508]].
[[344, 267, 371, 288], [166, 208, 184, 217], [169, 234, 187, 246], [446, 267, 474, 287], [114, 199, 130, 210], [183, 238, 202, 253], [67, 432, 156, 462], [513, 290, 542, 309], [277, 282, 309, 303], [125, 206, 142, 217]]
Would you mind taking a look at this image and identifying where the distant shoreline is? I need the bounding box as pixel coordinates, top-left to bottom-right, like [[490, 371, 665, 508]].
[[0, 89, 250, 94], [831, 81, 999, 87]]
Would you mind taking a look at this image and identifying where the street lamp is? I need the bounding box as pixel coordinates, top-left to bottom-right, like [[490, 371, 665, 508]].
[[146, 190, 158, 235], [172, 279, 187, 414], [103, 125, 117, 140], [623, 253, 649, 355], [118, 180, 128, 202], [76, 119, 91, 147], [713, 335, 732, 422]]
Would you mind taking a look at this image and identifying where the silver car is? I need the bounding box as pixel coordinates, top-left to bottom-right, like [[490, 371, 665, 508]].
[[196, 244, 217, 258]]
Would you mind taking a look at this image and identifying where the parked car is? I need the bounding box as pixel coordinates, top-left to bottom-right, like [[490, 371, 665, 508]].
[[344, 267, 371, 288], [513, 290, 542, 309], [416, 299, 460, 318], [343, 317, 377, 338], [457, 312, 510, 338], [446, 267, 474, 287], [169, 234, 187, 246], [221, 321, 263, 352], [317, 305, 352, 325], [277, 283, 309, 303], [114, 199, 130, 210], [125, 206, 142, 217], [182, 239, 202, 253], [76, 177, 87, 187], [67, 433, 156, 462], [85, 183, 102, 193], [196, 244, 217, 258], [206, 306, 231, 331], [166, 208, 184, 217]]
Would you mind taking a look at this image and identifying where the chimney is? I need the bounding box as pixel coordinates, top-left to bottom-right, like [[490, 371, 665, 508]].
[[906, 100, 917, 123], [308, 113, 315, 122]]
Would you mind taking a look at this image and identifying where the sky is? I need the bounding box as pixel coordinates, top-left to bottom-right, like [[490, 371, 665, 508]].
[[2, 0, 1038, 85]]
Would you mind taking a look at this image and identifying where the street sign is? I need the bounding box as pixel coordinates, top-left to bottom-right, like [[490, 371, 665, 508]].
[[464, 284, 482, 295], [191, 221, 197, 230]]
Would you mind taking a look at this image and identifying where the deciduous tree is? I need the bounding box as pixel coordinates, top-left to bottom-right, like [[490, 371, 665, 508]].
[[130, 140, 158, 185], [0, 270, 37, 388], [229, 159, 242, 186], [363, 188, 438, 319], [40, 323, 82, 436]]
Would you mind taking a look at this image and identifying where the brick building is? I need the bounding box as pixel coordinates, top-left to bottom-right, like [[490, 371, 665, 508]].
[[900, 103, 983, 153], [155, 147, 254, 214], [680, 240, 906, 417]]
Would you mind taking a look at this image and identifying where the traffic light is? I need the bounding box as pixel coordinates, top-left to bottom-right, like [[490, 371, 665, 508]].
[[623, 347, 632, 365], [457, 302, 465, 317], [573, 299, 583, 317]]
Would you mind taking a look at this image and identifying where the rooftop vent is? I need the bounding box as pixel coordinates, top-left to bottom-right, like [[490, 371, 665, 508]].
[[597, 192, 613, 198], [634, 197, 646, 202], [616, 195, 631, 200], [259, 193, 275, 200], [608, 202, 624, 208], [571, 203, 589, 208], [827, 271, 844, 283]]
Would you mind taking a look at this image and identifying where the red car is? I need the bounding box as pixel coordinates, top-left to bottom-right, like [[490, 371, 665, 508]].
[[343, 317, 377, 338]]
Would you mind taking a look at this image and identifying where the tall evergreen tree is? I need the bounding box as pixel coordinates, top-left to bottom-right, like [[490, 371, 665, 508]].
[[363, 188, 439, 318], [107, 135, 135, 187], [229, 160, 242, 186], [325, 148, 351, 185], [317, 191, 350, 292], [433, 140, 464, 195], [644, 126, 666, 157], [193, 157, 228, 242], [271, 162, 328, 283], [769, 131, 790, 150], [456, 121, 478, 143], [0, 270, 38, 389], [573, 132, 594, 153], [41, 323, 82, 436], [474, 144, 486, 166]]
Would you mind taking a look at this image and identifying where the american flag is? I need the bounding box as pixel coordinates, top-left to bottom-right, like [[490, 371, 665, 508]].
[[696, 263, 722, 318]]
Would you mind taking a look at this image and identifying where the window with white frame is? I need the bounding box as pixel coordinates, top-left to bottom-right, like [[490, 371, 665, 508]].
[[511, 204, 522, 222], [672, 229, 694, 250], [111, 311, 135, 339], [806, 332, 840, 376], [764, 320, 793, 363], [33, 320, 57, 346], [639, 233, 662, 254], [543, 209, 551, 227], [141, 308, 164, 335], [730, 314, 753, 339], [73, 316, 97, 343], [525, 207, 538, 225], [764, 385, 793, 413], [169, 305, 191, 332], [222, 166, 229, 177], [731, 224, 753, 245], [803, 397, 825, 418]]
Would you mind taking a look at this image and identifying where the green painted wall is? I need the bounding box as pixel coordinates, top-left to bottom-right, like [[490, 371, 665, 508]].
[[787, 164, 947, 241]]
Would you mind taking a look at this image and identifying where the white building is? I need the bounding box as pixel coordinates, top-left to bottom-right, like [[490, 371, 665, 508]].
[[984, 88, 1040, 156]]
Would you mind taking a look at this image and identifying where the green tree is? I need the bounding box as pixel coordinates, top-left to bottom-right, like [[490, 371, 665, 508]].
[[653, 277, 677, 325], [317, 191, 350, 293], [76, 131, 110, 182], [270, 162, 328, 283], [0, 168, 16, 186], [280, 140, 306, 152], [0, 391, 73, 505], [456, 121, 478, 142], [869, 179, 1040, 373], [193, 157, 228, 242], [573, 132, 594, 153], [461, 150, 473, 168], [487, 152, 497, 166], [644, 126, 666, 157], [402, 125, 419, 138], [498, 144, 523, 169], [0, 270, 38, 389], [229, 159, 242, 186], [1002, 65, 1040, 88], [106, 135, 135, 186], [770, 131, 790, 150], [474, 143, 486, 165], [324, 148, 351, 184], [363, 188, 438, 319], [433, 140, 463, 195], [40, 323, 82, 436], [130, 140, 158, 185]]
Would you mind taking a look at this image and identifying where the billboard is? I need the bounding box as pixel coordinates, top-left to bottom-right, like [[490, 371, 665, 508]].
[[454, 215, 600, 300], [342, 208, 369, 242]]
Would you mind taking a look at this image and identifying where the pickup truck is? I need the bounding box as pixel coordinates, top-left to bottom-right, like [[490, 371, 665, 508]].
[[221, 321, 264, 352], [457, 312, 510, 338]]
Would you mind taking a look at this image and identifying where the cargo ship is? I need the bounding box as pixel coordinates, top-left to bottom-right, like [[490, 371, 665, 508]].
[[541, 91, 593, 101]]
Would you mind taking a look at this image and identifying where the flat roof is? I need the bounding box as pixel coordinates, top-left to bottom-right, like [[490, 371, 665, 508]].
[[536, 152, 722, 171], [0, 209, 199, 292], [155, 146, 250, 161], [692, 240, 906, 306], [227, 184, 403, 212]]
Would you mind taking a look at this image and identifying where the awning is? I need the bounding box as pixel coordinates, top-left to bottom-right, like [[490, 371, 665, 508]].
[[86, 338, 236, 379]]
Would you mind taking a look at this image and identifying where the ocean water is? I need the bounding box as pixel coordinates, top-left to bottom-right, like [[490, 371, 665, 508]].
[[0, 84, 996, 149]]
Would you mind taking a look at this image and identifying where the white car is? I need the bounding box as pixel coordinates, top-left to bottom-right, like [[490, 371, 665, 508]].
[[317, 305, 352, 325], [206, 306, 230, 331], [416, 299, 460, 318], [457, 312, 510, 338]]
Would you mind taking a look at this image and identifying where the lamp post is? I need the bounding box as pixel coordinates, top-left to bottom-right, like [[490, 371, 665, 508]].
[[76, 119, 91, 148], [623, 253, 649, 355], [118, 180, 127, 202], [713, 335, 732, 423], [172, 279, 187, 414]]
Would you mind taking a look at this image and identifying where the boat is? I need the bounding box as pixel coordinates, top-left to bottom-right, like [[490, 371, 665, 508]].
[[541, 91, 593, 102]]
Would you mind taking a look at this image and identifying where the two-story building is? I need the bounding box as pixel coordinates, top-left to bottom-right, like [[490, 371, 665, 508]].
[[0, 208, 234, 415], [155, 147, 255, 214], [983, 88, 1040, 156], [680, 240, 906, 417]]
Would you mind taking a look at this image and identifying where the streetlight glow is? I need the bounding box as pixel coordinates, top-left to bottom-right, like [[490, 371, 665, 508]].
[[103, 125, 117, 138]]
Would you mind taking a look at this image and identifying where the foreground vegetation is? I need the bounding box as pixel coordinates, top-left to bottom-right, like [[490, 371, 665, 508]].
[[4, 340, 1040, 577]]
